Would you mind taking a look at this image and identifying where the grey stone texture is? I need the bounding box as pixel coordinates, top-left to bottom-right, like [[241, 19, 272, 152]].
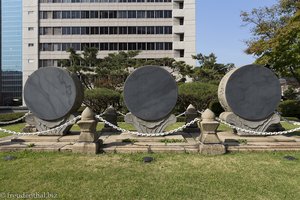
[[219, 112, 283, 136], [24, 113, 76, 136], [183, 104, 200, 133], [24, 67, 84, 121], [218, 64, 281, 121], [199, 109, 225, 155], [101, 106, 120, 133], [77, 107, 98, 142], [125, 113, 176, 133], [124, 66, 178, 121]]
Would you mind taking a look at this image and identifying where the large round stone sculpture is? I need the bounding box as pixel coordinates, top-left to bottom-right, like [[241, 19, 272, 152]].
[[124, 65, 178, 121], [218, 64, 283, 135], [123, 66, 178, 133], [24, 67, 84, 121], [218, 64, 281, 121]]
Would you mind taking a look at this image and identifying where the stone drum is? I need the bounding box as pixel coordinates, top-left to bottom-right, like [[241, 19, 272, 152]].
[[218, 64, 281, 121], [24, 67, 84, 121], [124, 66, 178, 121]]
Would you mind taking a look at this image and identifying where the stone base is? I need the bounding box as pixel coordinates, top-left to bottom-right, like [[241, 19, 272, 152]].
[[199, 144, 226, 155], [72, 141, 101, 154], [24, 113, 77, 136], [124, 113, 176, 134], [219, 112, 284, 136]]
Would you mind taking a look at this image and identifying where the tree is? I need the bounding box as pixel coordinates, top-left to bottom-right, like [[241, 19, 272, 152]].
[[241, 0, 300, 84], [191, 53, 234, 83]]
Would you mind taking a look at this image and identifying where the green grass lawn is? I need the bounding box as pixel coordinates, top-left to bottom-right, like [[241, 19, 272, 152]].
[[0, 151, 299, 199]]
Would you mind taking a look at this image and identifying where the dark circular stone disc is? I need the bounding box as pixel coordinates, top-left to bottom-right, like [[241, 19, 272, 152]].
[[124, 66, 178, 121], [24, 67, 83, 121], [225, 64, 281, 121]]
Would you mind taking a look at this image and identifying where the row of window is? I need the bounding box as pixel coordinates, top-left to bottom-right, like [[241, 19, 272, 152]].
[[39, 42, 173, 51], [39, 26, 172, 35], [40, 10, 172, 19], [40, 0, 171, 3]]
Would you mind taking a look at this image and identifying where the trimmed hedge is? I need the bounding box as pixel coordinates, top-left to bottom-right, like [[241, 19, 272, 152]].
[[84, 88, 121, 114], [209, 101, 224, 117], [278, 100, 300, 118], [176, 82, 218, 113], [0, 112, 26, 123]]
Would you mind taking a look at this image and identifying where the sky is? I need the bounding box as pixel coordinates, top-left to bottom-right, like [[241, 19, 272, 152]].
[[196, 0, 278, 67]]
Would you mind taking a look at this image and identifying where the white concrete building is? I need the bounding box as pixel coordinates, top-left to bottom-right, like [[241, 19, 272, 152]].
[[23, 0, 196, 87]]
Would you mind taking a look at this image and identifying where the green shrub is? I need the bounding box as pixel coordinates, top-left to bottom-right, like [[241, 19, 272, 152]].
[[278, 100, 300, 118], [84, 88, 121, 114], [0, 112, 26, 123], [209, 101, 224, 117], [176, 82, 218, 113]]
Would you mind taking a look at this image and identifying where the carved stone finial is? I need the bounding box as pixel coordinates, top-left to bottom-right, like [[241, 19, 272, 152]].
[[186, 104, 196, 113], [201, 109, 216, 122], [81, 107, 95, 120]]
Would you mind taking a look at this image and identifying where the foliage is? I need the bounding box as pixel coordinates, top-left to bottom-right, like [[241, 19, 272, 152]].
[[283, 86, 299, 100], [177, 82, 218, 112], [84, 88, 121, 114], [95, 51, 140, 89], [278, 100, 300, 118], [209, 101, 225, 117], [192, 53, 234, 84], [241, 0, 300, 84], [0, 112, 26, 123]]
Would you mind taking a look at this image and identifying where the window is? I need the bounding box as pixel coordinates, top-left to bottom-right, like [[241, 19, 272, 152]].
[[28, 27, 34, 31], [128, 11, 136, 18], [128, 27, 136, 34], [28, 43, 34, 47], [100, 43, 109, 50], [119, 27, 128, 34], [109, 43, 118, 50], [137, 43, 146, 50], [156, 42, 164, 50], [128, 43, 137, 50], [109, 27, 118, 34], [147, 43, 155, 50]]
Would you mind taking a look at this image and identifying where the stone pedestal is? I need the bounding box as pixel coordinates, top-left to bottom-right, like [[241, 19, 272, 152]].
[[199, 109, 226, 155], [101, 106, 120, 133], [219, 112, 284, 136], [24, 114, 76, 136], [183, 104, 200, 133], [125, 113, 176, 134], [73, 107, 100, 154]]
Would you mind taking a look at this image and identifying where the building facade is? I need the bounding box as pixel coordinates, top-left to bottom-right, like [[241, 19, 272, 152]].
[[23, 0, 196, 87], [1, 0, 23, 106]]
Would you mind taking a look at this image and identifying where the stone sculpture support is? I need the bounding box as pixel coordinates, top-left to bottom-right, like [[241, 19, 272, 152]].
[[199, 109, 226, 155], [125, 113, 176, 134]]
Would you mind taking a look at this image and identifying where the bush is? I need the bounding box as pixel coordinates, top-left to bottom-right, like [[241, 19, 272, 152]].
[[278, 100, 300, 118], [0, 112, 27, 123], [176, 82, 218, 113], [84, 88, 121, 114], [209, 101, 224, 117]]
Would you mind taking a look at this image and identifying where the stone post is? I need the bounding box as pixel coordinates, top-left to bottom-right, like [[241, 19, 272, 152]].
[[199, 109, 226, 155], [183, 104, 200, 133], [72, 107, 100, 154], [101, 106, 120, 133]]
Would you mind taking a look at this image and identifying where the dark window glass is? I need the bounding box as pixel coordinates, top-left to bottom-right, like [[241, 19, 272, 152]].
[[128, 43, 137, 50], [100, 43, 109, 50], [109, 43, 118, 50], [128, 26, 136, 34]]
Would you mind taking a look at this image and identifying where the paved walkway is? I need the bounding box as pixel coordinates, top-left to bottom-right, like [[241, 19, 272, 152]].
[[1, 131, 300, 153]]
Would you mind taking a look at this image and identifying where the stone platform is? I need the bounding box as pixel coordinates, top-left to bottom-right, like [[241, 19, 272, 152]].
[[1, 131, 300, 153]]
